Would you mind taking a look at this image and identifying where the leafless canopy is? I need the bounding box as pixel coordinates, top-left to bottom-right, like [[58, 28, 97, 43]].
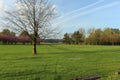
[[4, 0, 57, 39]]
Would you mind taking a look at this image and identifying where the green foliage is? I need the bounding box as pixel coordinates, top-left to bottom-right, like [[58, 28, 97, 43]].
[[19, 31, 29, 37], [0, 45, 120, 80], [63, 33, 72, 44], [111, 28, 120, 34], [1, 29, 16, 36], [64, 28, 120, 45], [86, 28, 102, 45], [63, 29, 85, 44], [71, 31, 84, 44]]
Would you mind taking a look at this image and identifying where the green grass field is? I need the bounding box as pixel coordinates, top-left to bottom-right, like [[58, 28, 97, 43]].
[[0, 44, 120, 80]]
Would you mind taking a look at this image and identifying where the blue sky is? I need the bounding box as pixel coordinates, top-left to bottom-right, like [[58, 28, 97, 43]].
[[1, 0, 120, 34]]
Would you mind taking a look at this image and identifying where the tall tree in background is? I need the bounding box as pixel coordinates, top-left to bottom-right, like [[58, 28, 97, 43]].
[[86, 28, 95, 45], [63, 33, 71, 44], [87, 28, 102, 45], [72, 31, 84, 44], [4, 0, 57, 55], [100, 28, 112, 45], [1, 29, 16, 37]]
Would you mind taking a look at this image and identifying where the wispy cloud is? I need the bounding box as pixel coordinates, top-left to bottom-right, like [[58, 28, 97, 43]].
[[53, 1, 120, 27], [59, 0, 105, 19], [53, 0, 105, 26], [63, 1, 120, 22]]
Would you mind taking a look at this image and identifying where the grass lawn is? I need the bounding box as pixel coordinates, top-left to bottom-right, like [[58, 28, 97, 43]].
[[0, 44, 120, 80]]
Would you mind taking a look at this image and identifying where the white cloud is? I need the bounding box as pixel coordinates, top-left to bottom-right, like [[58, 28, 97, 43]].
[[0, 0, 4, 13]]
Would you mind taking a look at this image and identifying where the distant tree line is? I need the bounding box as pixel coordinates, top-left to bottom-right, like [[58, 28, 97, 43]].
[[63, 28, 120, 45], [0, 29, 42, 45]]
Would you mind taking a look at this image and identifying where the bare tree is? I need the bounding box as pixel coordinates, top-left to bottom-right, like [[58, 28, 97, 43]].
[[4, 0, 57, 55]]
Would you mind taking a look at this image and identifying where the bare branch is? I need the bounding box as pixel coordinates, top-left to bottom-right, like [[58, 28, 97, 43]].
[[4, 0, 59, 40]]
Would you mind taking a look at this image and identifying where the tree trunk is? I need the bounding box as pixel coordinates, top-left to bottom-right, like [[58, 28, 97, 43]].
[[33, 37, 37, 55]]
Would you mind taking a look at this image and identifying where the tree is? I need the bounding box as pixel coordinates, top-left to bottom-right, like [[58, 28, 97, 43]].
[[4, 0, 57, 55], [87, 29, 102, 45], [94, 29, 102, 45], [71, 31, 84, 44], [86, 28, 96, 45], [111, 28, 120, 34], [63, 33, 71, 44], [100, 28, 112, 45], [1, 29, 16, 36], [1, 29, 10, 35], [63, 28, 85, 45], [78, 28, 85, 44], [19, 30, 29, 37]]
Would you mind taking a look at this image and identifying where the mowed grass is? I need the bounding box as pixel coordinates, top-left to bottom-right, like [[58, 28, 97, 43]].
[[0, 45, 120, 80]]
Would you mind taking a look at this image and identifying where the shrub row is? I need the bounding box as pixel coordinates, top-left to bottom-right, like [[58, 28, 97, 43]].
[[0, 34, 42, 44]]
